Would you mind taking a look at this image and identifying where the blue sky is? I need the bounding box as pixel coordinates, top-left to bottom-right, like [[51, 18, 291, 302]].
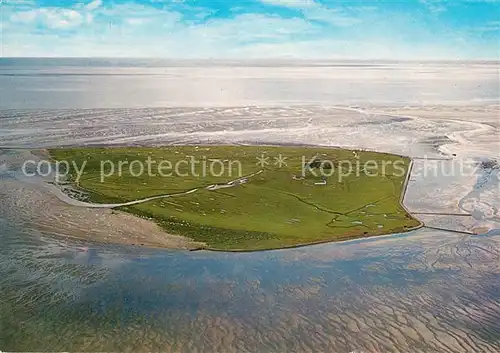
[[1, 0, 499, 59]]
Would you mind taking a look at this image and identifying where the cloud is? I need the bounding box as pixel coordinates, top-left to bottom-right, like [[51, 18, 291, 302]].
[[4, 0, 35, 4], [9, 10, 36, 23], [259, 0, 361, 27], [85, 0, 102, 11], [198, 13, 313, 41], [474, 20, 500, 32], [99, 3, 182, 31], [259, 0, 317, 8], [419, 0, 448, 14], [2, 0, 498, 59], [126, 18, 148, 26], [9, 0, 103, 30], [303, 7, 361, 26], [10, 8, 85, 29]]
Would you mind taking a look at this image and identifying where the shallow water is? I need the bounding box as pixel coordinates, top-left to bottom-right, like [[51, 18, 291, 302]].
[[0, 60, 499, 352], [1, 59, 498, 109], [1, 207, 500, 352]]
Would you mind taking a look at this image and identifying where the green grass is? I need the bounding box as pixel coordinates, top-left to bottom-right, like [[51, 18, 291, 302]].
[[49, 146, 421, 251]]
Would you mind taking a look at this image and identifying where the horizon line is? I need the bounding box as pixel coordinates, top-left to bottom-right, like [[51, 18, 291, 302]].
[[1, 57, 498, 63]]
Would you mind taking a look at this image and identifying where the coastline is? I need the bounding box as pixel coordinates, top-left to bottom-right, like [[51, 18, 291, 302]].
[[7, 102, 496, 251], [44, 145, 423, 252], [0, 149, 207, 250], [202, 159, 424, 252]]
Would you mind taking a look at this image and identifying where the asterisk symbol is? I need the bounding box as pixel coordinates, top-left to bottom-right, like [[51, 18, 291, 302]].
[[274, 154, 288, 168], [256, 153, 270, 167]]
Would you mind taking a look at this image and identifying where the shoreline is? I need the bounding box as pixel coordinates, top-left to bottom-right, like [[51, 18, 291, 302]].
[[45, 145, 424, 252], [0, 148, 207, 250], [3, 102, 496, 251], [201, 158, 425, 252]]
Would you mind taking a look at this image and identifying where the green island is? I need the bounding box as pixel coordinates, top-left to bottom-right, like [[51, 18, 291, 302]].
[[49, 146, 422, 251]]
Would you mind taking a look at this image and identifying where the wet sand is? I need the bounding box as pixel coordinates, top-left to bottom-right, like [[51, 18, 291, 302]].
[[0, 179, 205, 249]]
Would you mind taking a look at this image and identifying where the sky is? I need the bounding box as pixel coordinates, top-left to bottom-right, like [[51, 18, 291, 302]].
[[1, 0, 499, 59]]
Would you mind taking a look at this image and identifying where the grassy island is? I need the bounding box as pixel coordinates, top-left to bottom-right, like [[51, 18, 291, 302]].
[[49, 146, 421, 251]]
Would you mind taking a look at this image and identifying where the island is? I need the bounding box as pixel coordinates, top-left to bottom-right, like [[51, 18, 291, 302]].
[[48, 146, 422, 251]]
